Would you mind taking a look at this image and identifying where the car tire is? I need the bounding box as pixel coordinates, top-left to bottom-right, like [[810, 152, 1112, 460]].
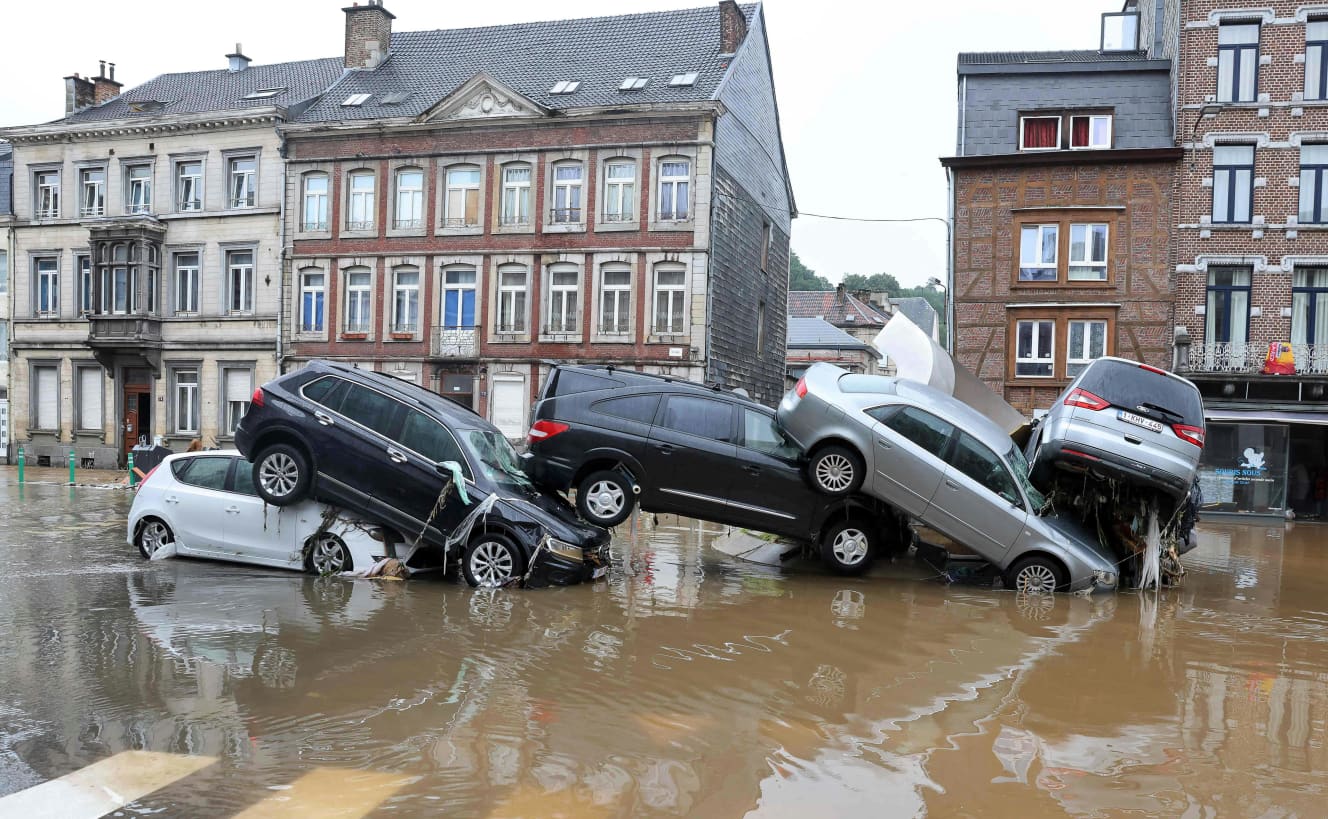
[[808, 445, 864, 497], [253, 443, 311, 507], [576, 470, 635, 527], [1006, 555, 1068, 594], [462, 533, 526, 588], [306, 533, 352, 575], [819, 520, 876, 575], [136, 518, 174, 560]]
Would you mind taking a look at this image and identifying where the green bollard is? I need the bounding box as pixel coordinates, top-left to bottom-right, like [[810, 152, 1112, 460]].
[[128, 452, 137, 487], [17, 448, 24, 484], [70, 448, 76, 485]]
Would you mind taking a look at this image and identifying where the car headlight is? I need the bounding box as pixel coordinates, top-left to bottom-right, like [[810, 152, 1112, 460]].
[[544, 537, 585, 562], [1092, 569, 1118, 587]]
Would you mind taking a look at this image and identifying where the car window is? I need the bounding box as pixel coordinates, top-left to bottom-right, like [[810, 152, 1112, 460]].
[[399, 410, 466, 468], [658, 395, 734, 442], [1074, 359, 1204, 426], [232, 463, 259, 496], [741, 410, 800, 459], [174, 456, 233, 491], [550, 369, 624, 397], [593, 394, 661, 424], [883, 407, 953, 457], [339, 384, 403, 437], [467, 430, 533, 488], [1006, 443, 1045, 510], [950, 433, 1021, 506], [302, 375, 348, 411], [864, 405, 898, 423]]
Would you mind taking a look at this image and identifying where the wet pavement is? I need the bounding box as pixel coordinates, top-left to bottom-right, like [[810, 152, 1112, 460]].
[[2, 480, 1327, 817]]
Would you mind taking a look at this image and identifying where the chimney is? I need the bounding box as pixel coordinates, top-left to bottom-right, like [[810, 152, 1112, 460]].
[[92, 60, 122, 105], [343, 0, 395, 70], [226, 43, 251, 73], [718, 1, 748, 54], [64, 72, 95, 114]]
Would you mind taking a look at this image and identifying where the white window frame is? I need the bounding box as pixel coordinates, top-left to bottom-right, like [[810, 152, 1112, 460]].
[[1018, 224, 1059, 282], [1069, 115, 1112, 150], [1067, 320, 1108, 378], [1067, 223, 1109, 281], [496, 265, 528, 334], [78, 255, 93, 315], [125, 164, 153, 214], [550, 161, 584, 225], [656, 158, 691, 222], [545, 263, 580, 334], [228, 155, 257, 209], [226, 249, 255, 315], [76, 365, 105, 432], [35, 170, 60, 219], [443, 165, 481, 228], [392, 267, 420, 333], [393, 168, 424, 230], [174, 252, 200, 315], [599, 263, 632, 335], [1014, 319, 1055, 378], [172, 368, 201, 435], [344, 268, 373, 334], [80, 167, 106, 217], [603, 160, 636, 223], [500, 164, 532, 227], [35, 257, 59, 317], [302, 173, 329, 231], [1018, 116, 1062, 151], [653, 263, 688, 335], [175, 159, 203, 212], [347, 170, 376, 231], [221, 366, 253, 437], [1217, 22, 1260, 103], [442, 266, 477, 328], [300, 269, 325, 333]]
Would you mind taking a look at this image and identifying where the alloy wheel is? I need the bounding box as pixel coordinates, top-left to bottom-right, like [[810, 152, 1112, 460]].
[[831, 528, 869, 566], [469, 541, 517, 587], [815, 454, 855, 493], [141, 521, 172, 557], [259, 453, 299, 498], [1015, 563, 1058, 594], [585, 480, 625, 520], [309, 536, 347, 574]]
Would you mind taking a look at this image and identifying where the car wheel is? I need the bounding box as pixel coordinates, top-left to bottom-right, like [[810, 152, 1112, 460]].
[[306, 534, 351, 575], [136, 519, 174, 560], [808, 445, 864, 497], [819, 520, 876, 575], [576, 470, 635, 527], [463, 534, 526, 588], [253, 443, 311, 506], [1006, 555, 1068, 594]]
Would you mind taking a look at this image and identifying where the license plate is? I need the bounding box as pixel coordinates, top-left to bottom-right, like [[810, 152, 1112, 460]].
[[1118, 410, 1164, 433], [592, 565, 608, 580]]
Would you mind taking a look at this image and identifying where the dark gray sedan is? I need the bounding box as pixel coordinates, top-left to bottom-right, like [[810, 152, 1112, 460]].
[[777, 363, 1120, 593]]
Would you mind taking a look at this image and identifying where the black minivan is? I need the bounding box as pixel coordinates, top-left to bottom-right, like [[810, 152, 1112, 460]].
[[235, 361, 609, 587], [523, 365, 909, 573]]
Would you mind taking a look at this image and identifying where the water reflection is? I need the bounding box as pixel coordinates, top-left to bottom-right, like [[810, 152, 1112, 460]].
[[1, 480, 1328, 816]]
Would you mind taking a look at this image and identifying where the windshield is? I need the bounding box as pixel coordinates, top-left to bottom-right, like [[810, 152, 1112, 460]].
[[467, 430, 533, 488], [1006, 444, 1046, 510]]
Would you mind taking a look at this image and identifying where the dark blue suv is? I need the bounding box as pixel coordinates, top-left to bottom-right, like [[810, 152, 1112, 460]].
[[235, 361, 609, 587]]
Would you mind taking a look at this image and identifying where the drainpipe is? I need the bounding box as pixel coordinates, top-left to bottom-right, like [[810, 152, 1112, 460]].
[[946, 168, 956, 353], [275, 126, 287, 373]]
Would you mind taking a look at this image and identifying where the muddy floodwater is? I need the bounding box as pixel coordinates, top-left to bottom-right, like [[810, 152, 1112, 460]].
[[2, 481, 1328, 816]]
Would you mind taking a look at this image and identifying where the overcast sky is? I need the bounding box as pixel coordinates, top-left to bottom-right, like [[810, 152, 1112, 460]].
[[0, 0, 1108, 288]]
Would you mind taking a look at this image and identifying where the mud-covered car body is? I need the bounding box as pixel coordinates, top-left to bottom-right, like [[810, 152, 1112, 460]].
[[778, 363, 1120, 592], [235, 361, 609, 587]]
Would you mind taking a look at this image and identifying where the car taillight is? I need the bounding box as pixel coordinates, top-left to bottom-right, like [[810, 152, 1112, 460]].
[[528, 420, 569, 445], [1173, 424, 1205, 448], [1138, 363, 1168, 376], [795, 378, 808, 399], [251, 387, 265, 408], [1064, 388, 1109, 411]]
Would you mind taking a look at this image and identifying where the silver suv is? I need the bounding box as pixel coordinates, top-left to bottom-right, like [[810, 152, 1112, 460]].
[[1028, 357, 1205, 502]]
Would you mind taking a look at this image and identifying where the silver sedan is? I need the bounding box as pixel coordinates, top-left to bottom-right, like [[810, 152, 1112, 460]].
[[777, 363, 1119, 593]]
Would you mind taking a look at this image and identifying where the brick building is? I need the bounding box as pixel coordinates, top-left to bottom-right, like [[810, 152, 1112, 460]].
[[942, 1, 1181, 417], [279, 1, 794, 437], [1173, 1, 1328, 518]]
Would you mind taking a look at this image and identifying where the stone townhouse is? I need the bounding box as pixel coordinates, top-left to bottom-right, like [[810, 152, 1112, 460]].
[[941, 1, 1181, 417], [1173, 0, 1328, 518], [0, 57, 342, 467], [1, 142, 12, 457], [278, 1, 795, 437]]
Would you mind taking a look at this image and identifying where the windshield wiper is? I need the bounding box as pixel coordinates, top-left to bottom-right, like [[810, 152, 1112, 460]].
[[1138, 401, 1184, 420]]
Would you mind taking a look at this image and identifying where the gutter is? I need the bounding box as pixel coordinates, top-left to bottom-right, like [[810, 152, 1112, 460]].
[[276, 127, 287, 373], [940, 147, 1183, 169]]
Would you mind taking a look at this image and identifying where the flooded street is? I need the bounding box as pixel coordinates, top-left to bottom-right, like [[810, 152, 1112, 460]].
[[2, 481, 1327, 817]]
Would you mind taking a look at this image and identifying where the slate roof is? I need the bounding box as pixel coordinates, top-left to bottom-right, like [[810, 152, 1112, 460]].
[[786, 317, 877, 351], [891, 297, 938, 335], [56, 57, 347, 124], [958, 49, 1150, 66], [788, 290, 890, 327], [295, 3, 757, 123]]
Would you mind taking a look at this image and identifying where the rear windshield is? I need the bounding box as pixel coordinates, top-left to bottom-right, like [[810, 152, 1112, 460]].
[[1076, 360, 1204, 425], [838, 374, 898, 395], [547, 369, 624, 398]]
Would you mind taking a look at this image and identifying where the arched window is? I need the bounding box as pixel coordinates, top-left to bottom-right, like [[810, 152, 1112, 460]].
[[657, 157, 691, 221], [653, 263, 687, 334], [394, 168, 424, 229], [550, 161, 583, 224], [300, 267, 326, 333], [302, 172, 329, 231], [344, 266, 372, 333], [392, 266, 420, 332], [347, 170, 376, 230], [602, 159, 636, 223], [546, 262, 579, 333], [497, 264, 528, 333], [442, 265, 477, 328], [500, 164, 531, 226], [599, 263, 632, 335], [443, 165, 481, 227]]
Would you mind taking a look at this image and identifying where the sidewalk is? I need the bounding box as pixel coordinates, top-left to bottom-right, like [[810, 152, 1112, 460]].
[[0, 464, 133, 487]]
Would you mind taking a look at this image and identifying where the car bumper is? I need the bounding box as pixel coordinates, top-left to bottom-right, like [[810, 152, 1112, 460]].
[[521, 452, 576, 491], [525, 542, 610, 588], [1041, 439, 1192, 500]]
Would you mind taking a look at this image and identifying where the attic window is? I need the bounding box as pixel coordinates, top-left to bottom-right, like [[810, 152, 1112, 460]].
[[128, 100, 166, 113], [619, 77, 649, 91], [244, 88, 284, 100], [549, 81, 581, 94], [380, 92, 411, 105], [341, 93, 372, 106], [669, 73, 699, 87]]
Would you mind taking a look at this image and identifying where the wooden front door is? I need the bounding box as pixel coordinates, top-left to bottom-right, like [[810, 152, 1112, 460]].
[[123, 385, 152, 455]]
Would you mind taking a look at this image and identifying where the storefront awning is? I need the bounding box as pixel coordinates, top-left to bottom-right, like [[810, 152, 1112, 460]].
[[1205, 408, 1328, 426]]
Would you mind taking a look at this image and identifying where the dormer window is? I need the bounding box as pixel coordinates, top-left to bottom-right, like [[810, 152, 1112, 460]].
[[549, 81, 581, 94], [1019, 116, 1061, 151], [1020, 112, 1113, 151], [619, 77, 649, 91], [669, 73, 698, 87], [128, 100, 166, 113], [1101, 10, 1139, 52], [243, 88, 284, 100], [342, 93, 371, 107], [1070, 115, 1112, 149]]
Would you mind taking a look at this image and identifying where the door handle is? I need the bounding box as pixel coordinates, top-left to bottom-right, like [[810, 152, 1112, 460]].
[[164, 495, 180, 505], [225, 505, 240, 514], [315, 411, 335, 427], [387, 447, 408, 464], [1124, 435, 1142, 445], [743, 465, 761, 475], [877, 438, 892, 449], [655, 443, 675, 454], [945, 480, 958, 489]]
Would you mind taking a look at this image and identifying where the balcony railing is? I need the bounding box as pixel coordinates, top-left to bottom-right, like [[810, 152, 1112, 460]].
[[600, 211, 635, 223], [301, 220, 328, 232], [442, 216, 479, 228], [1189, 342, 1328, 375], [347, 219, 374, 231], [549, 207, 582, 224], [393, 218, 423, 230], [432, 326, 480, 358]]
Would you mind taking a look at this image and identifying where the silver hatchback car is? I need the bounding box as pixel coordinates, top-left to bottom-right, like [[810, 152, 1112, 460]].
[[777, 363, 1119, 593]]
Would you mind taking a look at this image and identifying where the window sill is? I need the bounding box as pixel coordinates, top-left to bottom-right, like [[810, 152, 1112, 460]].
[[1012, 278, 1113, 287], [341, 332, 370, 340], [592, 334, 636, 344], [388, 332, 419, 341], [340, 228, 378, 239], [490, 333, 531, 343], [437, 225, 484, 236], [594, 220, 640, 233], [542, 223, 586, 234], [494, 224, 535, 235], [295, 230, 332, 241], [539, 332, 583, 343], [385, 227, 428, 238], [648, 220, 695, 232]]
